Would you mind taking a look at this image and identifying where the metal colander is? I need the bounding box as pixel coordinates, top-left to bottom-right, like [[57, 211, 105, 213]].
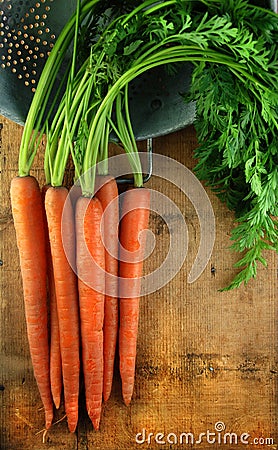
[[0, 0, 195, 139], [0, 0, 77, 124], [0, 0, 66, 89]]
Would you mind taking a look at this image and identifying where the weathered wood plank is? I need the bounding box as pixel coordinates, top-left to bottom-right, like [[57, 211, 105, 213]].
[[0, 116, 277, 449]]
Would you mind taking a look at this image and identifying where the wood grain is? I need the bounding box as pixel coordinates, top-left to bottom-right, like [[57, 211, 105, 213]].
[[0, 116, 277, 449]]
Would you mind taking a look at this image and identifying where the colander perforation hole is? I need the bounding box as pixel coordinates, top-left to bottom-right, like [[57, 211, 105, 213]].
[[0, 0, 57, 91]]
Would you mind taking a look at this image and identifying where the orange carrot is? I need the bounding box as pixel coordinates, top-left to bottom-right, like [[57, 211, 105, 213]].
[[118, 187, 150, 406], [75, 196, 105, 430], [95, 175, 119, 402], [69, 183, 82, 211], [10, 176, 53, 429], [45, 186, 80, 433], [42, 185, 62, 410], [48, 254, 63, 410]]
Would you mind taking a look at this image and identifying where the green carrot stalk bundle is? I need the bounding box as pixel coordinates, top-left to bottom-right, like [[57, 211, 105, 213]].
[[95, 175, 119, 402], [18, 0, 102, 178], [10, 176, 53, 429], [119, 187, 150, 405], [75, 196, 105, 429], [45, 187, 80, 433]]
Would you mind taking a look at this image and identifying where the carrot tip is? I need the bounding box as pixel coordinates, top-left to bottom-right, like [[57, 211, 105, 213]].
[[68, 421, 78, 433], [45, 413, 53, 430], [54, 400, 60, 410], [123, 396, 132, 407], [51, 392, 61, 410], [103, 390, 111, 403], [91, 417, 101, 431]]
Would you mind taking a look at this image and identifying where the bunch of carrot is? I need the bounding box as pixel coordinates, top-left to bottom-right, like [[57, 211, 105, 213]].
[[9, 0, 217, 430], [11, 171, 150, 432], [11, 61, 150, 433], [10, 0, 152, 432]]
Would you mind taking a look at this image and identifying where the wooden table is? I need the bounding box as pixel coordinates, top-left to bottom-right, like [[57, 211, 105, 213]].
[[0, 116, 277, 449]]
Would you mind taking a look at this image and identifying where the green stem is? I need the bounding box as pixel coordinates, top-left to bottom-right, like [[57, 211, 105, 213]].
[[62, 0, 81, 184], [46, 68, 92, 185], [51, 82, 93, 186], [18, 0, 101, 177], [112, 94, 138, 172], [123, 84, 143, 187], [97, 103, 113, 176]]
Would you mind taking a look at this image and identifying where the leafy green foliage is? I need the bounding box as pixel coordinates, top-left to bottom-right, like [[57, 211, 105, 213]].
[[39, 0, 278, 289], [184, 1, 278, 289], [78, 0, 278, 289]]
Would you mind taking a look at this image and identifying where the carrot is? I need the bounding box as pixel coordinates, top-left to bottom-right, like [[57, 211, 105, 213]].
[[42, 185, 62, 410], [10, 176, 53, 429], [45, 186, 80, 433], [95, 175, 119, 402], [75, 196, 105, 430], [69, 183, 82, 211], [118, 187, 150, 406], [48, 256, 63, 410]]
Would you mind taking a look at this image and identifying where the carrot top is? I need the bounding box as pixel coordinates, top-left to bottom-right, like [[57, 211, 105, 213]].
[[18, 0, 102, 179]]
